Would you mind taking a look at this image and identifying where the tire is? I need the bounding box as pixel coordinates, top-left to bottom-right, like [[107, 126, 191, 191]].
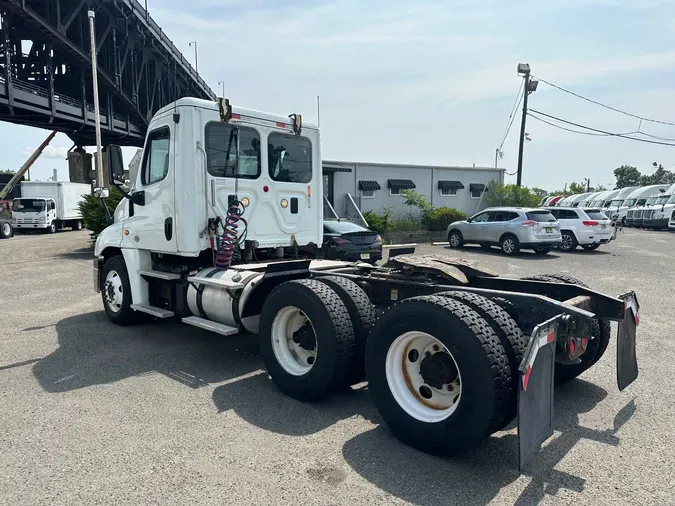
[[559, 231, 577, 251], [47, 222, 57, 234], [315, 275, 376, 384], [259, 279, 356, 401], [581, 244, 600, 251], [438, 291, 527, 429], [448, 230, 464, 248], [101, 255, 142, 325], [73, 220, 83, 231], [499, 234, 520, 256], [533, 247, 551, 255], [521, 274, 611, 384], [365, 295, 511, 455], [0, 221, 12, 239]]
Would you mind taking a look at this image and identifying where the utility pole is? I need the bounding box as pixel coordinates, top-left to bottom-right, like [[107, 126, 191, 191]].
[[88, 10, 104, 190], [516, 63, 538, 187], [189, 41, 198, 73], [584, 178, 591, 191]]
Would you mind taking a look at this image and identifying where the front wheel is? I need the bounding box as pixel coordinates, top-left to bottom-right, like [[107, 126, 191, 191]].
[[448, 230, 463, 248], [581, 244, 600, 251], [47, 222, 57, 234], [366, 295, 511, 455], [101, 255, 142, 325]]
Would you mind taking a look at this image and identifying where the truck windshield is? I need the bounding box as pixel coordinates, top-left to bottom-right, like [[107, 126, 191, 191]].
[[609, 199, 623, 207], [645, 197, 657, 205], [655, 195, 670, 205], [668, 195, 675, 204], [205, 123, 261, 178], [623, 199, 636, 207], [268, 132, 312, 183], [12, 199, 45, 212]]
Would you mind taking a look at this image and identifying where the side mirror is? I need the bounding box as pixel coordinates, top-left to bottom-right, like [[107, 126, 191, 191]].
[[107, 145, 125, 186], [93, 187, 109, 198]]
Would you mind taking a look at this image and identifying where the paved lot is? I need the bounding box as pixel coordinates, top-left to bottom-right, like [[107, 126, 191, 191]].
[[1, 229, 674, 505]]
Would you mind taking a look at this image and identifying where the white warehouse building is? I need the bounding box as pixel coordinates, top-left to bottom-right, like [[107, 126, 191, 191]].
[[322, 160, 505, 219]]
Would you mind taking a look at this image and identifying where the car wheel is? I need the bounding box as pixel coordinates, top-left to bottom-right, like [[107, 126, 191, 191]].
[[448, 230, 464, 248], [581, 244, 600, 251], [499, 235, 520, 256], [533, 246, 551, 255], [559, 231, 577, 251]]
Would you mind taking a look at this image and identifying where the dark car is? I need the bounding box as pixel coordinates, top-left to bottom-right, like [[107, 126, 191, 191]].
[[323, 220, 382, 263]]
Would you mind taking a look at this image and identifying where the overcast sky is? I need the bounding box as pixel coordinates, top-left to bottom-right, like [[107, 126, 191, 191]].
[[2, 0, 674, 191]]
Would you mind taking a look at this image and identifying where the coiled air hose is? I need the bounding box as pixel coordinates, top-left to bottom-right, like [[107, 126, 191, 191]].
[[215, 197, 247, 270]]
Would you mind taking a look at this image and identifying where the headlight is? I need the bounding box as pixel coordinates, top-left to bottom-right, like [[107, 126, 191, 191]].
[[39, 217, 46, 222], [654, 212, 664, 219]]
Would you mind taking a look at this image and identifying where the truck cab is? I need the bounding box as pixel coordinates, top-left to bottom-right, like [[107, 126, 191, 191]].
[[11, 197, 57, 233], [624, 185, 670, 227]]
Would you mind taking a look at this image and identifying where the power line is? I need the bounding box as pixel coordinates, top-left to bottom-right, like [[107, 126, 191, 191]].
[[528, 112, 638, 137], [498, 81, 524, 150], [528, 108, 675, 147], [533, 75, 675, 127]]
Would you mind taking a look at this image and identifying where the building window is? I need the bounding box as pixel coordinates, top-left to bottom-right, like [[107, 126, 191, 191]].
[[469, 183, 486, 199], [358, 180, 380, 199], [438, 180, 464, 197], [388, 179, 415, 196]]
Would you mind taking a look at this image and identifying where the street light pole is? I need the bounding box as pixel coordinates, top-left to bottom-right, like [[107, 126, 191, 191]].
[[88, 10, 104, 190], [189, 41, 198, 73], [516, 63, 538, 187]]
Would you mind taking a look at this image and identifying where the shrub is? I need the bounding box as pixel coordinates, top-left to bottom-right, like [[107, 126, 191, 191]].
[[422, 207, 468, 231], [362, 207, 392, 235], [390, 217, 424, 232], [79, 186, 124, 242]]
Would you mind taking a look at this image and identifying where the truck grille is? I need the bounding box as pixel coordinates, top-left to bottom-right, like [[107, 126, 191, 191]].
[[634, 210, 643, 219], [626, 210, 635, 219], [14, 218, 39, 224], [643, 210, 654, 220]]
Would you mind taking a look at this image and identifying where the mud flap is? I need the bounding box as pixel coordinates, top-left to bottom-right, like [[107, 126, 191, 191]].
[[517, 316, 559, 471], [617, 291, 639, 391]]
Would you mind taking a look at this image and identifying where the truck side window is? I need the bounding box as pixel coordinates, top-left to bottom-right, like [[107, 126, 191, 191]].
[[205, 123, 261, 178], [142, 127, 171, 186], [268, 132, 312, 183]]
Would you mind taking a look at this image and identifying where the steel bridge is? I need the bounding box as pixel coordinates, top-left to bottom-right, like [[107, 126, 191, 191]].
[[0, 0, 216, 147]]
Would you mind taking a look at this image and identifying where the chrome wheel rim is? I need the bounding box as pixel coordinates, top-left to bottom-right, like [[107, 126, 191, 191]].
[[103, 270, 124, 313], [561, 233, 573, 250], [2, 223, 10, 236]]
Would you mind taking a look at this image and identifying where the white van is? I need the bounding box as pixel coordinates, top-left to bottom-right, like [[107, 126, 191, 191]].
[[642, 183, 675, 229], [578, 191, 603, 208], [624, 185, 670, 226], [606, 186, 639, 222]]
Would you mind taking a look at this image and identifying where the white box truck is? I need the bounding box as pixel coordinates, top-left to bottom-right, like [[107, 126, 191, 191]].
[[12, 181, 90, 233]]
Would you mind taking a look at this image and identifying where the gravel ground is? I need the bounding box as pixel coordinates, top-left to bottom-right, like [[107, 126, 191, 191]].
[[1, 228, 674, 505]]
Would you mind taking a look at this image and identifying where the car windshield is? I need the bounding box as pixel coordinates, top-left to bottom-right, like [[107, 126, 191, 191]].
[[12, 199, 45, 212], [585, 210, 608, 220], [324, 221, 370, 234], [526, 211, 556, 222]]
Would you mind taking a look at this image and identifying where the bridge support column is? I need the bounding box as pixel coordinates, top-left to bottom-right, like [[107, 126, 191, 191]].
[[68, 148, 93, 185]]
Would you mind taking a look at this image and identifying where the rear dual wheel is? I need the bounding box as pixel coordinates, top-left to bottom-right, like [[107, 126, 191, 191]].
[[366, 295, 518, 455]]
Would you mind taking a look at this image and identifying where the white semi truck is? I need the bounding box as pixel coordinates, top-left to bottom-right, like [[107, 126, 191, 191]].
[[12, 181, 90, 233], [92, 97, 640, 469]]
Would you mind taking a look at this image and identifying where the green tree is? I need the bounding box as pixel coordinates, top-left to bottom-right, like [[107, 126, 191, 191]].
[[400, 189, 433, 214], [485, 181, 541, 207], [567, 181, 587, 194], [530, 187, 548, 198], [593, 184, 608, 191], [79, 187, 124, 242], [613, 165, 642, 188], [640, 162, 675, 185], [0, 169, 16, 175]]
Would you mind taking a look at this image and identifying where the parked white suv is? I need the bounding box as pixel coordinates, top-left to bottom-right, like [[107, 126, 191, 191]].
[[544, 207, 613, 251]]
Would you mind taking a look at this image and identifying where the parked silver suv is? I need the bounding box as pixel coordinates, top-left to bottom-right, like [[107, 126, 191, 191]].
[[447, 207, 562, 255]]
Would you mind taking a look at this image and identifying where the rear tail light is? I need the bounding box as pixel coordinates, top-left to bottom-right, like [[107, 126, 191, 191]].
[[582, 220, 599, 226], [332, 237, 351, 245], [521, 220, 537, 227]]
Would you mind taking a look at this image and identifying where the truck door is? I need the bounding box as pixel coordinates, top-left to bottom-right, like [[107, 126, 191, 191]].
[[123, 121, 177, 253]]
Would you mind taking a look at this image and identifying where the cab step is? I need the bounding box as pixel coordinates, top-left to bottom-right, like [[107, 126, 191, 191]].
[[182, 316, 239, 336], [130, 304, 175, 318], [138, 269, 182, 280]]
